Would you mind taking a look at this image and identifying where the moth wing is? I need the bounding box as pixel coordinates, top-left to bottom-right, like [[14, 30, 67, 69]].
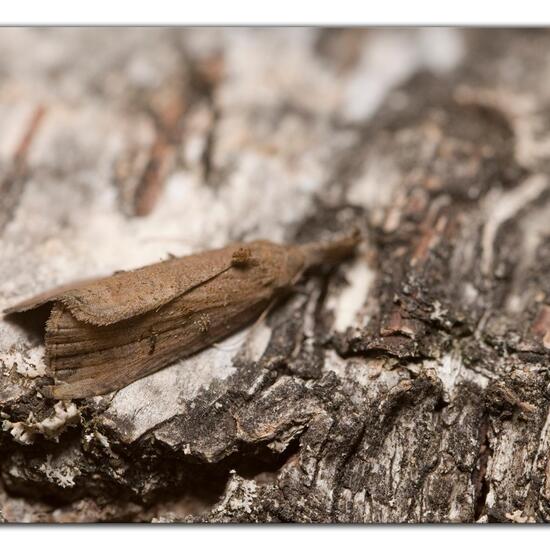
[[42, 268, 273, 399], [3, 277, 101, 316], [4, 245, 239, 326]]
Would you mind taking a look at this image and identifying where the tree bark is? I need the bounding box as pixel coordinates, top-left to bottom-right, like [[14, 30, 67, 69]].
[[0, 28, 549, 523]]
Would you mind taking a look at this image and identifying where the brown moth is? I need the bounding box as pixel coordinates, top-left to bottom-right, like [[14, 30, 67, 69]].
[[4, 232, 359, 400]]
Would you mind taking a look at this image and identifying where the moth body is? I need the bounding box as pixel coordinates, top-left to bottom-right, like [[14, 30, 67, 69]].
[[4, 233, 359, 399]]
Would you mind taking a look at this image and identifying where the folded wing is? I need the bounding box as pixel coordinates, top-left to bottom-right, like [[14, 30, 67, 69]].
[[4, 245, 239, 326]]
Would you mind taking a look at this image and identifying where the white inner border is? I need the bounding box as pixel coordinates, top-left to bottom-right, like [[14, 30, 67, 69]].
[[0, 1, 550, 25]]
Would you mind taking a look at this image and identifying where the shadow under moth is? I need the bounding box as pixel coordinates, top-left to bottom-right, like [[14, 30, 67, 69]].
[[4, 232, 360, 400]]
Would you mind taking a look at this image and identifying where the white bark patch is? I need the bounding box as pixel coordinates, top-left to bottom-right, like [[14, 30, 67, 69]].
[[324, 349, 409, 406], [481, 174, 548, 276], [346, 158, 402, 226], [430, 300, 448, 323], [432, 353, 490, 399], [243, 323, 272, 363], [486, 421, 533, 518], [533, 406, 550, 501], [505, 196, 550, 313], [326, 258, 375, 333], [220, 29, 340, 115], [343, 29, 463, 121], [101, 335, 243, 443], [0, 346, 47, 379]]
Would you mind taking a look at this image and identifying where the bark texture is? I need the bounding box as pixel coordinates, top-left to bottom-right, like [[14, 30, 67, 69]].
[[0, 28, 549, 523]]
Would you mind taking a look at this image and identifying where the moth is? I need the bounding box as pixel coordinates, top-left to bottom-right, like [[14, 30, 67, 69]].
[[4, 232, 359, 400]]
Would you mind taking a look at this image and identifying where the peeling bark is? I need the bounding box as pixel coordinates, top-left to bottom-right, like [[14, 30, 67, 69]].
[[1, 28, 549, 523]]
